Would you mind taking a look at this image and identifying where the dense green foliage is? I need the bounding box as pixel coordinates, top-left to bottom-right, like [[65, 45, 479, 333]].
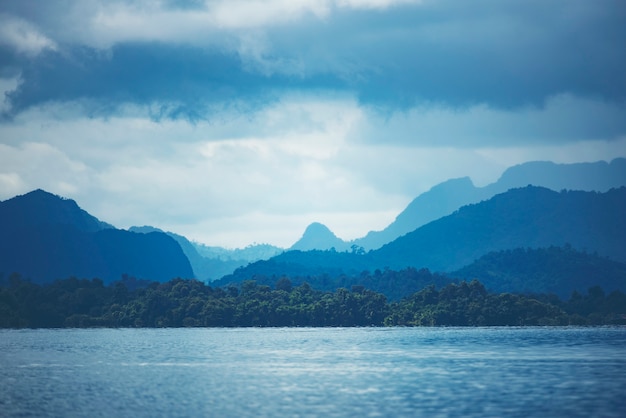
[[2, 274, 624, 328], [453, 245, 626, 299], [217, 245, 626, 302], [218, 261, 452, 301]]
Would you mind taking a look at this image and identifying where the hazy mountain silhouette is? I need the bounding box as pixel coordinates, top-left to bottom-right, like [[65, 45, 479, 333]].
[[0, 190, 193, 283], [494, 158, 626, 192], [130, 225, 280, 281], [349, 158, 626, 250], [222, 187, 626, 294], [374, 186, 626, 272], [286, 158, 626, 252], [192, 242, 283, 263], [289, 222, 350, 251], [354, 177, 483, 250], [129, 225, 214, 281]]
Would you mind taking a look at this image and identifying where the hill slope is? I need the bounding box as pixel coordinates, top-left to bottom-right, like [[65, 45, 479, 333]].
[[375, 186, 626, 272], [355, 158, 626, 250], [0, 189, 113, 233], [130, 226, 284, 281], [222, 187, 626, 296], [0, 190, 193, 283], [452, 246, 626, 299]]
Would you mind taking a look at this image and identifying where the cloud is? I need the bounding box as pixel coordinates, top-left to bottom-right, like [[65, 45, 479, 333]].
[[354, 94, 626, 147], [0, 141, 89, 200], [2, 94, 624, 247], [1, 0, 625, 248], [1, 0, 624, 117], [0, 0, 419, 49], [0, 14, 57, 57]]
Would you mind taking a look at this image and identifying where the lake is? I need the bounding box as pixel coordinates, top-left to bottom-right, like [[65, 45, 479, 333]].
[[1, 327, 625, 417]]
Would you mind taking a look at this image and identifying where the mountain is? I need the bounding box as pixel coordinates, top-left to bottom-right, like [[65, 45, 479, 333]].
[[354, 158, 626, 250], [451, 246, 626, 299], [193, 242, 283, 262], [220, 187, 626, 294], [130, 225, 215, 281], [0, 188, 114, 233], [495, 158, 626, 192], [0, 190, 193, 284], [374, 186, 626, 272], [216, 254, 451, 301], [217, 244, 626, 301], [130, 226, 281, 281], [354, 177, 483, 250], [289, 222, 350, 251]]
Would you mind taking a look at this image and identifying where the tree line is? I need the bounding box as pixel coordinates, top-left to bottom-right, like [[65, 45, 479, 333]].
[[1, 273, 625, 328]]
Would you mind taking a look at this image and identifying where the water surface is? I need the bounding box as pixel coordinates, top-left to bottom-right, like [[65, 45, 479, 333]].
[[1, 327, 624, 417]]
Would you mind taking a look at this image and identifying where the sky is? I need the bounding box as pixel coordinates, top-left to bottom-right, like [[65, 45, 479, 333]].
[[1, 0, 625, 248]]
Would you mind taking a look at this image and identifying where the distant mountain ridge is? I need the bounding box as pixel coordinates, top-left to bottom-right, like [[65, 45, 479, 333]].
[[3, 158, 625, 288], [375, 186, 626, 272], [192, 242, 283, 263], [295, 158, 626, 251], [221, 186, 626, 294], [217, 245, 626, 301], [353, 176, 481, 250], [130, 226, 283, 281], [0, 190, 193, 283]]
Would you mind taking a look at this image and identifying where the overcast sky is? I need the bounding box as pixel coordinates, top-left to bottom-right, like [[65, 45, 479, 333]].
[[1, 0, 625, 248]]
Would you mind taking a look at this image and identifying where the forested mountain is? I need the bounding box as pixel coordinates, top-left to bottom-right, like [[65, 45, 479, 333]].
[[130, 226, 218, 281], [0, 188, 113, 233], [338, 158, 626, 250], [216, 246, 626, 302], [0, 190, 193, 284], [375, 186, 626, 272], [452, 246, 626, 299], [356, 158, 626, 250], [220, 187, 626, 296], [216, 255, 452, 301]]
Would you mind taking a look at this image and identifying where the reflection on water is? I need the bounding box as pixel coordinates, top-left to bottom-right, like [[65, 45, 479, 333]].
[[1, 327, 625, 417]]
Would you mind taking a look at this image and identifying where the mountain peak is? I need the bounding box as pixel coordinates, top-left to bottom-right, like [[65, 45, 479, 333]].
[[290, 222, 348, 251], [1, 189, 111, 232], [0, 190, 193, 283], [354, 158, 626, 250], [353, 176, 480, 250], [304, 222, 333, 234]]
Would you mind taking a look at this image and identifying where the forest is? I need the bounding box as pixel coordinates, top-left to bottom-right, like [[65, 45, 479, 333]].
[[1, 273, 625, 328]]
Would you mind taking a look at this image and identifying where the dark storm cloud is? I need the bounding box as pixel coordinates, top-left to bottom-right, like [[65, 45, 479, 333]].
[[267, 0, 626, 108], [0, 46, 22, 78], [4, 43, 344, 119], [1, 0, 625, 116], [1, 1, 625, 247], [6, 44, 265, 119]]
